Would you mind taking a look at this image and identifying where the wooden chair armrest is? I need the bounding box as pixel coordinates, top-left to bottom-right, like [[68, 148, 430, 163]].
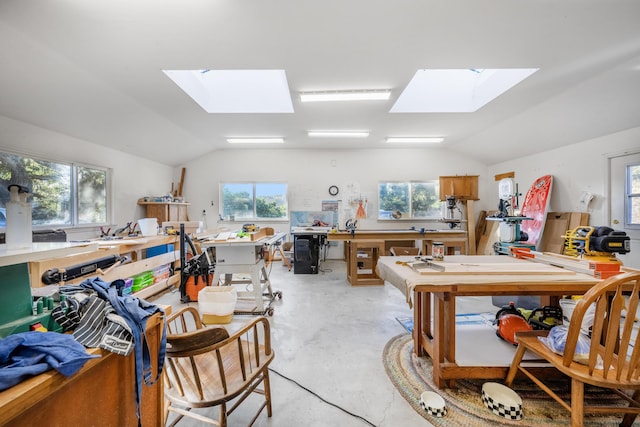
[[224, 316, 272, 355], [166, 306, 203, 331]]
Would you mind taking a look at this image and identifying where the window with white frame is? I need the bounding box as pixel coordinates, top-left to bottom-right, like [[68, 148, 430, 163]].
[[378, 181, 441, 220], [220, 182, 288, 221], [626, 162, 640, 228], [0, 152, 109, 228]]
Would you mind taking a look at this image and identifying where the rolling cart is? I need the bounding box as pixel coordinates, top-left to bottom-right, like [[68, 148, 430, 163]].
[[201, 236, 282, 316]]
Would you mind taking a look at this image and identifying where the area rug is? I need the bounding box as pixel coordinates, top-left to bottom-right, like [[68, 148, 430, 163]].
[[383, 333, 637, 426]]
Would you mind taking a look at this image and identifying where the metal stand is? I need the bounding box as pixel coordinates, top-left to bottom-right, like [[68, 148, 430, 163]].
[[212, 259, 282, 316]]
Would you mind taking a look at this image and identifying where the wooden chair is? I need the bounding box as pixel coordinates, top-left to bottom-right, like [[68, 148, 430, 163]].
[[164, 306, 274, 426], [505, 271, 640, 427]]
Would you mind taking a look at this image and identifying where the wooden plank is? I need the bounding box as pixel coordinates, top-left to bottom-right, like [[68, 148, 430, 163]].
[[249, 228, 270, 241], [466, 200, 476, 255], [410, 262, 577, 275], [177, 167, 186, 197], [494, 171, 515, 181], [538, 212, 570, 254], [475, 210, 487, 248], [477, 219, 500, 255], [65, 251, 179, 284], [29, 247, 120, 288]]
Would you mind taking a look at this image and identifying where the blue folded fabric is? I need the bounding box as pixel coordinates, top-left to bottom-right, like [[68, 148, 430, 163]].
[[0, 331, 99, 391]]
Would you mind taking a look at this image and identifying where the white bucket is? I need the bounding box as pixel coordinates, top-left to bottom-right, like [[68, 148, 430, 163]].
[[198, 286, 238, 324], [138, 218, 158, 237]]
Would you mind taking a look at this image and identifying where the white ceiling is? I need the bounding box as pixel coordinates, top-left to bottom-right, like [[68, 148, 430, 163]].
[[1, 0, 639, 167]]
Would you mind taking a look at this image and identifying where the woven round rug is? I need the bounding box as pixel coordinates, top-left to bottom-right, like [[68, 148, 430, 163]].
[[383, 333, 636, 426]]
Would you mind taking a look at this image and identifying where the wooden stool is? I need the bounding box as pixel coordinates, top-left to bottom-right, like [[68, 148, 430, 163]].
[[346, 240, 385, 286]]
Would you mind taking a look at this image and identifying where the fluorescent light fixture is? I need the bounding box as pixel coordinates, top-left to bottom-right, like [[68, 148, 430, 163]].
[[227, 137, 284, 144], [386, 137, 444, 143], [307, 131, 369, 138], [300, 90, 391, 102], [390, 68, 539, 113], [163, 69, 294, 113]]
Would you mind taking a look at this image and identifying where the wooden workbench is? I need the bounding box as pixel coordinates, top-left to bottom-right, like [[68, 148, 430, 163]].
[[376, 255, 609, 388], [29, 235, 181, 300], [0, 311, 167, 426], [327, 229, 468, 286]]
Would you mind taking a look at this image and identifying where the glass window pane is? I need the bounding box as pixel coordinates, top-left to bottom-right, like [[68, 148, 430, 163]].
[[412, 182, 441, 218], [77, 166, 107, 224], [630, 164, 640, 193], [0, 153, 72, 226], [379, 182, 410, 219], [630, 195, 640, 225], [256, 183, 287, 219], [222, 183, 254, 220], [30, 159, 72, 226]]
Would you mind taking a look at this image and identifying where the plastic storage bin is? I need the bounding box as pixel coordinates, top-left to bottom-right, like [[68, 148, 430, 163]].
[[198, 286, 237, 324], [122, 278, 134, 296], [152, 264, 171, 283], [132, 271, 154, 293]]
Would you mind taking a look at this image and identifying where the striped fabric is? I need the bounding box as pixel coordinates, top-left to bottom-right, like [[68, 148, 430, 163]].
[[53, 287, 135, 356]]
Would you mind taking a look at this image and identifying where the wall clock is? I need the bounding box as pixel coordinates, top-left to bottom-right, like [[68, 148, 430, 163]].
[[328, 185, 339, 196]]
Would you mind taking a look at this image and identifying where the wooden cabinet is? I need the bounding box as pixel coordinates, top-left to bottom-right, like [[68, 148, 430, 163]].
[[139, 201, 190, 224], [438, 175, 479, 200], [0, 312, 167, 427], [0, 242, 171, 426]]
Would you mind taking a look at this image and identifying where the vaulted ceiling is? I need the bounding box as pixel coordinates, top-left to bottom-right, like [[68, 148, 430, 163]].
[[1, 0, 639, 166]]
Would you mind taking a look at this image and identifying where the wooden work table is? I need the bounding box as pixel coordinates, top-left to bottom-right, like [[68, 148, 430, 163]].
[[0, 310, 168, 426], [327, 229, 468, 286], [376, 255, 608, 388]]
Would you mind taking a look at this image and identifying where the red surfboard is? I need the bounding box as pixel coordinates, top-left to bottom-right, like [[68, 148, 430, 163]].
[[519, 175, 553, 249]]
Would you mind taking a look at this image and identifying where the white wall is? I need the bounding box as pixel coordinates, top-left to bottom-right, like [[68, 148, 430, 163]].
[[488, 126, 640, 268], [0, 115, 175, 240], [180, 147, 489, 258], [4, 112, 636, 268]]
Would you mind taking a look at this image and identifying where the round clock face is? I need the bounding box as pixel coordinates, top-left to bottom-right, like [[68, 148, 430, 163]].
[[328, 185, 339, 196]]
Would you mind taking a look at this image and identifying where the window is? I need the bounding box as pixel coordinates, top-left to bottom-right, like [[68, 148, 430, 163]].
[[626, 162, 640, 227], [378, 181, 441, 220], [220, 182, 288, 221], [0, 152, 110, 228]]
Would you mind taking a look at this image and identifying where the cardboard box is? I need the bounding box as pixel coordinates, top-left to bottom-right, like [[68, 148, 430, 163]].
[[538, 212, 590, 254]]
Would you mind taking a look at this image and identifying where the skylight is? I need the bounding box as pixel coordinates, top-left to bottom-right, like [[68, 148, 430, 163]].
[[162, 69, 294, 113], [390, 68, 538, 113]]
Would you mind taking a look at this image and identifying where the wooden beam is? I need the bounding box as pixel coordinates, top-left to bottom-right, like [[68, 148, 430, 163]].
[[494, 171, 515, 181], [177, 167, 186, 197]]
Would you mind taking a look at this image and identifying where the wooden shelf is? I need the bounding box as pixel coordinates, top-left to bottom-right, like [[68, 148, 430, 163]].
[[138, 201, 190, 223], [30, 236, 181, 300]]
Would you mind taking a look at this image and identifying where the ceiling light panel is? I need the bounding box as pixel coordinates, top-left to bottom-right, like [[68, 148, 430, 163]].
[[386, 137, 444, 143], [300, 90, 390, 102], [163, 69, 294, 113], [307, 131, 370, 138], [227, 137, 284, 144], [390, 68, 538, 113]]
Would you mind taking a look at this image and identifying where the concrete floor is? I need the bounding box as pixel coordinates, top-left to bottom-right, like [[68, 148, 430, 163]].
[[151, 258, 499, 427]]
